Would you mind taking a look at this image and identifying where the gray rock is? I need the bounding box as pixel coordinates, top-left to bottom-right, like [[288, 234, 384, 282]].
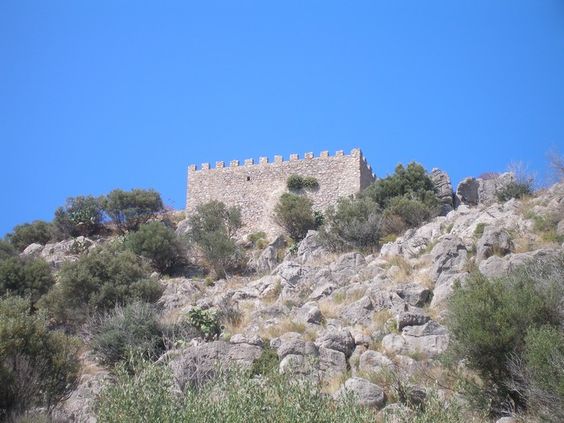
[[430, 168, 454, 215], [295, 302, 323, 324], [315, 329, 355, 358], [557, 220, 564, 237], [430, 235, 467, 280], [308, 282, 336, 300], [318, 347, 347, 379], [297, 230, 327, 264], [271, 332, 306, 358], [334, 377, 386, 409], [359, 350, 393, 374], [456, 177, 480, 206], [394, 284, 432, 307], [274, 261, 303, 286], [476, 226, 513, 261], [341, 296, 373, 325], [382, 321, 449, 358], [396, 309, 430, 331], [21, 243, 43, 257]]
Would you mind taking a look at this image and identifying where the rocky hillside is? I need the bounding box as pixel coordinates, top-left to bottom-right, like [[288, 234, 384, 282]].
[[3, 169, 562, 423], [25, 174, 558, 423]]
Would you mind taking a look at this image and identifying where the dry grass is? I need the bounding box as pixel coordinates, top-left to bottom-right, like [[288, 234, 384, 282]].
[[259, 318, 317, 341], [383, 255, 413, 284], [321, 371, 350, 394], [319, 298, 341, 319], [222, 302, 254, 336]]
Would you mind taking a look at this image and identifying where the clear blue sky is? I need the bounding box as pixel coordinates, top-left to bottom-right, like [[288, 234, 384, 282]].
[[1, 1, 563, 236]]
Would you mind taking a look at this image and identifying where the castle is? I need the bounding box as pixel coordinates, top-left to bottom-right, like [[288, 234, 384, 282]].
[[186, 148, 375, 235]]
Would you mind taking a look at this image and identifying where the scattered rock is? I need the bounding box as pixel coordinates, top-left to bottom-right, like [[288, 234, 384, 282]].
[[334, 377, 386, 409], [476, 226, 514, 261]]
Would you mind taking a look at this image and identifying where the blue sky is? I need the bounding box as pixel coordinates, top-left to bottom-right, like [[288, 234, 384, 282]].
[[1, 1, 563, 236]]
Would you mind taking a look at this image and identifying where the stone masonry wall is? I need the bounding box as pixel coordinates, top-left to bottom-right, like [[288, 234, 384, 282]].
[[186, 148, 375, 236]]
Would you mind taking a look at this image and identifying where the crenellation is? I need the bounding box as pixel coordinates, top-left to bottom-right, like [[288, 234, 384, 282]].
[[187, 147, 376, 235]]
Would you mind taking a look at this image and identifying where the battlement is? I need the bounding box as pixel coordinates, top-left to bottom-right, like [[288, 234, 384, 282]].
[[186, 147, 376, 235], [188, 148, 374, 177]]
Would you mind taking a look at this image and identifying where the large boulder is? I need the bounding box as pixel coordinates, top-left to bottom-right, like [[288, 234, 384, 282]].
[[382, 321, 449, 358], [359, 350, 394, 374], [429, 235, 467, 280], [334, 377, 386, 409], [297, 230, 327, 264], [476, 226, 514, 261], [430, 168, 454, 215], [341, 296, 374, 325], [315, 329, 355, 358], [456, 173, 515, 206]]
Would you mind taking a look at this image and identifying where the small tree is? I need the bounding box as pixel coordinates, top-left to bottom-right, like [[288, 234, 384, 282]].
[[447, 254, 563, 414], [0, 296, 80, 416], [7, 220, 54, 251], [90, 302, 165, 367], [41, 245, 162, 324], [54, 195, 105, 237], [319, 196, 382, 251], [0, 256, 54, 306], [188, 201, 243, 278], [0, 240, 17, 261], [362, 162, 438, 209], [274, 193, 317, 241], [104, 189, 164, 232], [125, 222, 184, 273]]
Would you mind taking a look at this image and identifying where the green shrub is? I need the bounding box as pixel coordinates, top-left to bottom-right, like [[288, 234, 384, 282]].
[[473, 223, 487, 239], [41, 246, 161, 324], [384, 197, 435, 232], [0, 257, 54, 305], [286, 174, 319, 191], [104, 189, 164, 232], [0, 240, 17, 261], [448, 254, 563, 413], [90, 302, 165, 367], [250, 345, 279, 376], [6, 221, 54, 251], [97, 360, 375, 423], [54, 195, 105, 237], [274, 193, 317, 241], [362, 162, 438, 209], [125, 222, 184, 273], [319, 196, 382, 251], [497, 181, 533, 202], [0, 296, 80, 417], [188, 201, 244, 278], [186, 307, 222, 340], [247, 231, 268, 249]]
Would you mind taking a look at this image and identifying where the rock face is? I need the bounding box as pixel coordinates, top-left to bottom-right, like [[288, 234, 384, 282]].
[[430, 168, 454, 215], [456, 172, 515, 206], [476, 226, 514, 261], [334, 377, 386, 409]]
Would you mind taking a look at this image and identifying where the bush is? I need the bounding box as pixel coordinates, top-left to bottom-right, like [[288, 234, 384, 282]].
[[508, 326, 564, 421], [0, 257, 54, 305], [384, 197, 434, 230], [274, 193, 317, 241], [319, 196, 382, 251], [96, 360, 375, 423], [104, 189, 164, 232], [0, 240, 17, 261], [90, 302, 165, 367], [41, 246, 161, 324], [125, 222, 184, 273], [362, 162, 438, 209], [0, 296, 80, 417], [497, 181, 533, 202], [54, 195, 105, 237], [286, 174, 319, 191], [188, 201, 244, 278], [448, 254, 563, 414], [6, 221, 54, 251], [186, 307, 222, 340]]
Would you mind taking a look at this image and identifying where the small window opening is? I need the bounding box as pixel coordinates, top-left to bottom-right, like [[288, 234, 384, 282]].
[[246, 176, 251, 181]]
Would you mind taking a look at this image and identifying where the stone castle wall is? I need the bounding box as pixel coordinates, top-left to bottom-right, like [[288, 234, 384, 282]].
[[186, 148, 375, 236]]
